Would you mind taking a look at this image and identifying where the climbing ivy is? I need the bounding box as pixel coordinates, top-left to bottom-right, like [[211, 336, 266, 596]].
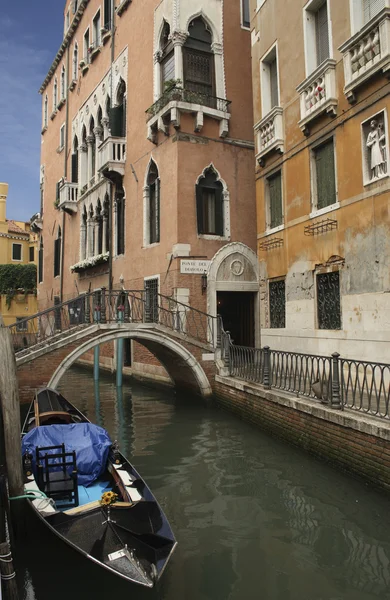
[[0, 264, 37, 308]]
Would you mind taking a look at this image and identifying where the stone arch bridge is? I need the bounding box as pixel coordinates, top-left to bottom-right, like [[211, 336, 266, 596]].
[[9, 290, 220, 404]]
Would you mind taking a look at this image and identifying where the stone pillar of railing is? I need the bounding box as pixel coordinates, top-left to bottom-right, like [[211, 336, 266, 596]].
[[331, 352, 342, 409], [100, 287, 107, 324], [86, 135, 94, 185], [263, 346, 271, 390], [211, 41, 224, 100]]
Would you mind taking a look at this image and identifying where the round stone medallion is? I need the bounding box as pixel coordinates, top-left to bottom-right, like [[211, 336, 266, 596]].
[[230, 259, 244, 277]]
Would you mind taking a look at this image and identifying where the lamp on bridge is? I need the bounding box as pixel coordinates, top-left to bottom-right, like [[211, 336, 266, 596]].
[[201, 272, 207, 295]]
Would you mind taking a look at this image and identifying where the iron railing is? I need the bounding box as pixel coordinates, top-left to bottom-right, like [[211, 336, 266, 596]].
[[7, 289, 217, 357], [220, 324, 390, 419], [146, 86, 231, 120]]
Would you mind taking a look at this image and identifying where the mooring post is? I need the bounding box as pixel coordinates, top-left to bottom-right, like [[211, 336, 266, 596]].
[[0, 541, 19, 600], [263, 346, 271, 390], [94, 345, 100, 382], [116, 308, 124, 388], [331, 352, 342, 409], [0, 321, 23, 499]]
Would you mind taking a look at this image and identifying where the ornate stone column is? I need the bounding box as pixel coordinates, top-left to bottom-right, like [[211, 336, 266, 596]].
[[87, 214, 94, 257], [211, 41, 225, 100], [113, 198, 118, 256], [86, 135, 95, 185], [94, 217, 100, 256], [80, 218, 87, 260], [171, 30, 187, 84], [94, 126, 103, 174], [153, 50, 163, 101], [102, 210, 108, 254], [102, 116, 110, 140], [79, 143, 88, 189]]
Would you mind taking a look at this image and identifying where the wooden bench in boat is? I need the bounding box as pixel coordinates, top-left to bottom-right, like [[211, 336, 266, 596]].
[[64, 500, 133, 515]]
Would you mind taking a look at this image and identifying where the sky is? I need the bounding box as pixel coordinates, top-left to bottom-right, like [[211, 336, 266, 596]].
[[0, 1, 64, 222]]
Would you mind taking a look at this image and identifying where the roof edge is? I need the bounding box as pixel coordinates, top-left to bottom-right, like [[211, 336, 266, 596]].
[[39, 0, 90, 95]]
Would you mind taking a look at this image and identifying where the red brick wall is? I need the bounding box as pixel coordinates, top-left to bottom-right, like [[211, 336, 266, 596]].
[[213, 379, 390, 492]]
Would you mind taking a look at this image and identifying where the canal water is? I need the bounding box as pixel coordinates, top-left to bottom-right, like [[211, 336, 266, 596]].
[[16, 366, 390, 600]]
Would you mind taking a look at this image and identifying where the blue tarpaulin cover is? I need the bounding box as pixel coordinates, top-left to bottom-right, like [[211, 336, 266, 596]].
[[22, 423, 112, 486]]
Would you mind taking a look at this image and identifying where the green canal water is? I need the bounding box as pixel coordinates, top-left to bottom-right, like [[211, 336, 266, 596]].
[[16, 366, 390, 600]]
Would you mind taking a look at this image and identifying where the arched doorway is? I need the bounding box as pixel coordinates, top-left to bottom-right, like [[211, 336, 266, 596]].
[[207, 243, 259, 347]]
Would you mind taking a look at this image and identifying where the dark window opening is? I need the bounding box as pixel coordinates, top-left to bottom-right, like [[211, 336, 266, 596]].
[[38, 239, 43, 283], [116, 189, 125, 255], [72, 136, 79, 183], [145, 278, 159, 323], [147, 161, 160, 244], [242, 0, 250, 27], [124, 339, 132, 367], [316, 1, 329, 66], [16, 317, 28, 332], [196, 168, 223, 236], [109, 79, 126, 137], [29, 247, 34, 262], [184, 18, 214, 99], [12, 244, 22, 261], [54, 228, 61, 277], [269, 280, 286, 328], [104, 0, 112, 29], [317, 271, 341, 330]]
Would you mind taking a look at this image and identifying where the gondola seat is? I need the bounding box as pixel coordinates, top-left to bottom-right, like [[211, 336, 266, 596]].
[[36, 444, 79, 507]]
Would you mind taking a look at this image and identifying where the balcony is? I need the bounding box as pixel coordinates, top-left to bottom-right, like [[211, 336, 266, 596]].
[[339, 8, 390, 102], [98, 136, 126, 183], [146, 86, 231, 141], [59, 182, 78, 214], [296, 59, 337, 135], [254, 107, 284, 166]]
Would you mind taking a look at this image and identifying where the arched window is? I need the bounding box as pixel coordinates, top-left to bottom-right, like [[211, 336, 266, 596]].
[[116, 186, 125, 255], [103, 193, 110, 252], [72, 43, 78, 81], [72, 136, 78, 183], [54, 227, 61, 277], [53, 78, 58, 109], [196, 167, 224, 236], [160, 21, 174, 91], [89, 117, 96, 175], [89, 205, 95, 256], [95, 200, 103, 255], [43, 95, 48, 127], [38, 238, 44, 283], [61, 65, 66, 99], [110, 79, 126, 137], [81, 206, 87, 259], [184, 18, 214, 99], [146, 161, 160, 244]]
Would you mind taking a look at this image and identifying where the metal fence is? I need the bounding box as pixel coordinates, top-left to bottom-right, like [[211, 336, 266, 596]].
[[220, 326, 390, 419], [7, 288, 218, 357]]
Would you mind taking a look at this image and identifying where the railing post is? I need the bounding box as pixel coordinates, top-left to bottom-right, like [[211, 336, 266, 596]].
[[100, 287, 107, 324], [124, 292, 130, 322], [85, 294, 91, 324], [331, 352, 341, 409], [263, 346, 271, 390]]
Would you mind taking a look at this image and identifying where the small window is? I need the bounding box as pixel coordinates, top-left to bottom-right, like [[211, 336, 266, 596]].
[[61, 65, 66, 99], [29, 247, 34, 262], [145, 278, 159, 323], [242, 0, 250, 27], [317, 271, 341, 329], [93, 10, 101, 47], [54, 227, 61, 277], [43, 95, 48, 127], [312, 138, 336, 211], [266, 170, 283, 229], [104, 0, 112, 30], [53, 78, 58, 109], [84, 28, 90, 63], [65, 10, 70, 32], [60, 124, 65, 150], [269, 279, 286, 328], [196, 167, 224, 236], [116, 188, 125, 255], [16, 318, 28, 332], [12, 244, 22, 261], [73, 43, 78, 80], [73, 0, 78, 14], [260, 45, 279, 117]]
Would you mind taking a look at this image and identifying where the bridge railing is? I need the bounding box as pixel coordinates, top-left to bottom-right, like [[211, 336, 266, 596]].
[[8, 288, 218, 355]]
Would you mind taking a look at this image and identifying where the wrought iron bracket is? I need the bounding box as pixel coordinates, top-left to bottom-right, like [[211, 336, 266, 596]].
[[304, 218, 337, 236], [259, 237, 284, 251]]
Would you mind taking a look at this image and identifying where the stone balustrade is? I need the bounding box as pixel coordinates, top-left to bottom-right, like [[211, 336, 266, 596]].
[[98, 137, 126, 177], [59, 182, 78, 213], [296, 59, 337, 134], [254, 107, 284, 166], [339, 8, 390, 102]]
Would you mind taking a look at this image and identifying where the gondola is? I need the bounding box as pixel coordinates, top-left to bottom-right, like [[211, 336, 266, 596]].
[[21, 388, 176, 588]]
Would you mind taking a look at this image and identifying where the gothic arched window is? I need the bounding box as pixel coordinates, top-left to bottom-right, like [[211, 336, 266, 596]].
[[110, 79, 126, 137], [54, 227, 61, 277], [53, 78, 58, 109], [184, 18, 214, 99], [38, 238, 44, 283], [196, 167, 224, 236], [72, 43, 78, 81], [61, 65, 66, 99], [116, 186, 125, 255], [72, 136, 78, 183], [147, 161, 160, 244], [160, 21, 174, 91]]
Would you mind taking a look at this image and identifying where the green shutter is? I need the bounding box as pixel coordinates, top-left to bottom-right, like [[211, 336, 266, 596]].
[[215, 186, 224, 236], [269, 58, 279, 109], [56, 182, 60, 201], [269, 171, 282, 228], [196, 184, 204, 234], [71, 153, 78, 183], [316, 2, 329, 66], [315, 140, 336, 209], [109, 106, 123, 137]]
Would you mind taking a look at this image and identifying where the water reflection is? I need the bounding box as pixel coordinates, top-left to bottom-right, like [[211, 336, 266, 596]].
[[17, 366, 390, 600]]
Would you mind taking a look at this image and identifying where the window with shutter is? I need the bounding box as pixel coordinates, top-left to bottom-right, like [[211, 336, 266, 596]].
[[116, 190, 125, 255], [363, 0, 386, 24], [269, 58, 279, 109], [56, 181, 61, 201], [242, 0, 250, 27], [316, 2, 329, 66], [314, 139, 336, 210], [267, 171, 283, 229], [29, 247, 34, 262], [196, 168, 224, 236], [161, 53, 175, 87], [54, 228, 61, 277], [104, 0, 112, 29], [12, 244, 22, 261]]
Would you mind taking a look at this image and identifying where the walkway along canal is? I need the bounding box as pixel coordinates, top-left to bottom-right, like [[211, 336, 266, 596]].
[[16, 366, 390, 600]]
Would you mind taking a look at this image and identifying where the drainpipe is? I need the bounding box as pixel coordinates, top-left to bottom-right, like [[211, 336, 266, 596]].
[[60, 44, 70, 302], [108, 2, 116, 293]]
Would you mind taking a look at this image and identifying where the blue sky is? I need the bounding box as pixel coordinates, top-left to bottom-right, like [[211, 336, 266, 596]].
[[0, 1, 64, 222]]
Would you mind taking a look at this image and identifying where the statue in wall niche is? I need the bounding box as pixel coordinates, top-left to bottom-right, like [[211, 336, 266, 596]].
[[366, 118, 387, 179]]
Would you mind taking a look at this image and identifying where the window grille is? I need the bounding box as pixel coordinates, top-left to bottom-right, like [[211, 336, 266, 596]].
[[145, 278, 159, 323], [269, 280, 286, 328], [317, 271, 341, 329]]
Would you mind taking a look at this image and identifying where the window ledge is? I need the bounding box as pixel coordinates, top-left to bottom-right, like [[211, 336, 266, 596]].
[[101, 29, 111, 44], [363, 172, 389, 187], [50, 110, 57, 121], [57, 99, 66, 111], [309, 201, 340, 219], [198, 233, 229, 241], [69, 79, 77, 91], [265, 224, 284, 235], [142, 242, 160, 249], [56, 145, 64, 154], [41, 126, 48, 135], [116, 0, 131, 16]]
